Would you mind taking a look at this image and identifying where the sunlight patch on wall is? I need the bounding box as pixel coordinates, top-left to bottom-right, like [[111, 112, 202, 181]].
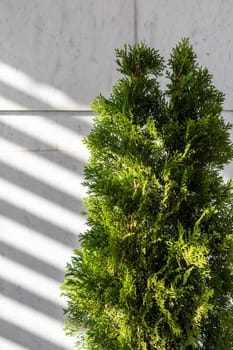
[[0, 256, 64, 307], [0, 114, 91, 164], [0, 337, 30, 350], [0, 177, 86, 233], [0, 144, 86, 199], [0, 96, 24, 110], [0, 61, 87, 110], [0, 216, 75, 270], [0, 295, 74, 349], [0, 61, 93, 350]]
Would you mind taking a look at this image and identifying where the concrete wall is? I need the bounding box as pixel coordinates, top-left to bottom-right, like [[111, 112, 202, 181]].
[[0, 1, 232, 349]]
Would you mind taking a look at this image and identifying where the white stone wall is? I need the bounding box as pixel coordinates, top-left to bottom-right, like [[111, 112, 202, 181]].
[[0, 1, 232, 349]]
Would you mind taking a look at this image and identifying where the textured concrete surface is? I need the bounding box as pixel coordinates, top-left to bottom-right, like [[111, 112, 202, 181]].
[[0, 0, 134, 110], [0, 112, 93, 349], [137, 0, 233, 111]]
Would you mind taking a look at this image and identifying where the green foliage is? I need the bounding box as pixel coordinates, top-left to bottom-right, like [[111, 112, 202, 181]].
[[61, 38, 233, 349]]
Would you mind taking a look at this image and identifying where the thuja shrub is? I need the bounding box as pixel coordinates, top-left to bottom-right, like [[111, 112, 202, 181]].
[[62, 39, 233, 349]]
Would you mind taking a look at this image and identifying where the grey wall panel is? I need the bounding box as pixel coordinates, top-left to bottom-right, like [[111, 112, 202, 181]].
[[0, 113, 93, 349], [0, 0, 134, 110], [137, 0, 233, 110]]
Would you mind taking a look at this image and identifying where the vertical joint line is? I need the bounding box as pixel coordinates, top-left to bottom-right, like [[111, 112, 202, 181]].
[[134, 0, 138, 44]]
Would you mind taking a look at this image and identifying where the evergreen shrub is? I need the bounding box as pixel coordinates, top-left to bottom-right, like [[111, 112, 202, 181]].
[[62, 39, 233, 349]]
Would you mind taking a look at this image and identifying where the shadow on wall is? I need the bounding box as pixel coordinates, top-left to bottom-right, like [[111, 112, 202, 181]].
[[0, 0, 134, 110], [0, 93, 93, 350], [0, 48, 95, 350], [0, 68, 93, 349], [0, 1, 136, 349]]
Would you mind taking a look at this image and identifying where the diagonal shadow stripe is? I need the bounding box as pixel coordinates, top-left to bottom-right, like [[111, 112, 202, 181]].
[[0, 319, 71, 350], [0, 279, 64, 321], [0, 199, 78, 247], [55, 113, 93, 137], [0, 160, 83, 214], [0, 122, 86, 175], [0, 110, 93, 137], [0, 80, 52, 110], [0, 242, 63, 282]]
